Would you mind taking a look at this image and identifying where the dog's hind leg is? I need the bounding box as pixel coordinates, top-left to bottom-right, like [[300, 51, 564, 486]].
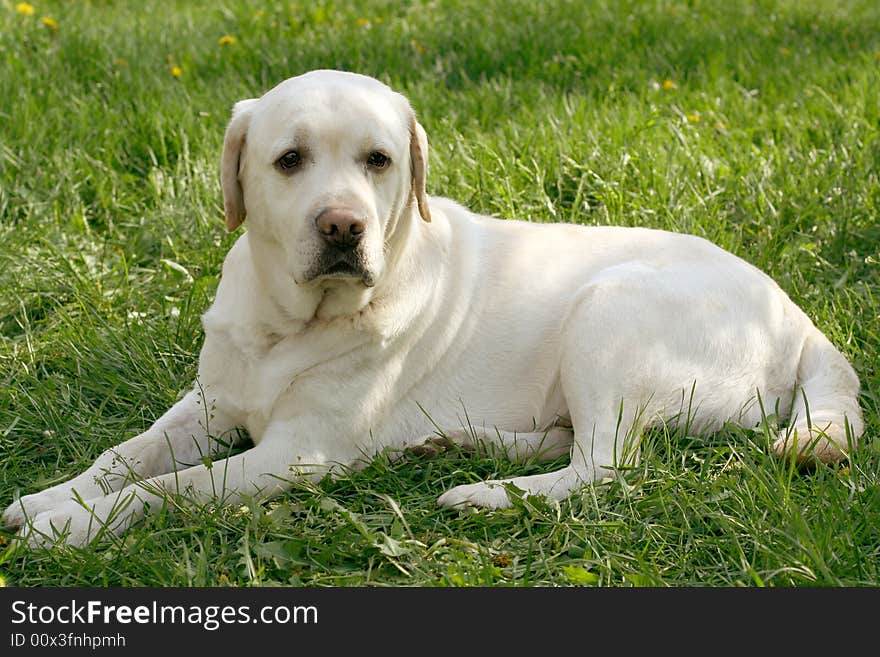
[[434, 411, 640, 509], [437, 277, 656, 510], [2, 388, 243, 529], [433, 376, 647, 509], [773, 329, 863, 463]]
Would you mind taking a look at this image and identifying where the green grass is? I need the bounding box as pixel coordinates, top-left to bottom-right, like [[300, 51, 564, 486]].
[[1, 0, 879, 586]]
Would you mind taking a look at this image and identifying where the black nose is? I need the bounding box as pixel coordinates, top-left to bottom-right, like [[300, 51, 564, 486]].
[[315, 207, 366, 249]]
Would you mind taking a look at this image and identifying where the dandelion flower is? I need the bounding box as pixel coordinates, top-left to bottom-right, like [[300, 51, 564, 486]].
[[40, 16, 59, 30], [15, 3, 35, 15], [491, 553, 513, 568], [0, 574, 5, 586], [662, 79, 677, 90], [218, 35, 237, 46], [171, 65, 182, 78], [687, 112, 701, 123], [356, 18, 370, 27]]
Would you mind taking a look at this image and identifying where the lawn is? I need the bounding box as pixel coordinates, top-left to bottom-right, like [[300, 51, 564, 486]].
[[0, 0, 878, 586]]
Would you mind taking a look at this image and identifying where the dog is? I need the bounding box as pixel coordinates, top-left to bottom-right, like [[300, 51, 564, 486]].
[[3, 70, 864, 547]]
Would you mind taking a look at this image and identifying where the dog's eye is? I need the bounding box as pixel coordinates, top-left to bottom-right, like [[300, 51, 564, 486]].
[[276, 150, 302, 170], [367, 151, 390, 170]]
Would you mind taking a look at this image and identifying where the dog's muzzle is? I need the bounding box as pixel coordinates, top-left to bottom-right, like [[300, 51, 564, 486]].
[[306, 207, 374, 286]]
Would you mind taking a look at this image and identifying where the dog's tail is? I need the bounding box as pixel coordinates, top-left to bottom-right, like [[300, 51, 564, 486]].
[[774, 329, 864, 463]]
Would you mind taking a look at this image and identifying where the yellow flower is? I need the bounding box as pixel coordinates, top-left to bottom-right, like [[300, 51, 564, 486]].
[[356, 18, 370, 27], [411, 39, 425, 54], [170, 65, 182, 78], [15, 3, 35, 15], [40, 16, 59, 30], [662, 79, 677, 91], [218, 35, 237, 46], [491, 553, 513, 568], [0, 574, 5, 587], [687, 112, 701, 123]]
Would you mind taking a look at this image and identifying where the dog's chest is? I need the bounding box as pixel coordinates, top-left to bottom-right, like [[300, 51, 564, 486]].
[[202, 317, 391, 424]]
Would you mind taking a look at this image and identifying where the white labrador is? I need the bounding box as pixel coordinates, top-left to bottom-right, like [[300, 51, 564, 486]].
[[3, 70, 864, 547]]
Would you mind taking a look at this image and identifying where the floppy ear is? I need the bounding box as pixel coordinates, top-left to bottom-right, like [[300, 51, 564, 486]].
[[221, 98, 258, 232], [409, 115, 431, 223]]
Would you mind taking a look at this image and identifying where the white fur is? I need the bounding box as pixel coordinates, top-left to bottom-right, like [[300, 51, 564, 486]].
[[3, 71, 863, 547]]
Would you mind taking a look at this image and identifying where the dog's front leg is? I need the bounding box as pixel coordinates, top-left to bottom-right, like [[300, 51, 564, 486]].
[[3, 388, 243, 530], [16, 416, 340, 548]]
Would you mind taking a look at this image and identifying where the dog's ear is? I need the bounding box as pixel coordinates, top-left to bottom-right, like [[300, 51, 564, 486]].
[[221, 98, 258, 232], [409, 115, 431, 223]]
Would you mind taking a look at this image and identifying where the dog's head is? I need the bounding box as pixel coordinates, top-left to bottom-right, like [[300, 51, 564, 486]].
[[220, 70, 430, 293]]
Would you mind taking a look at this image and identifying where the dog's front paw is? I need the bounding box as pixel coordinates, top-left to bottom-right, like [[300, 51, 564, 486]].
[[405, 430, 480, 458], [2, 500, 27, 530], [15, 500, 106, 549], [3, 489, 74, 530], [437, 481, 515, 510]]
